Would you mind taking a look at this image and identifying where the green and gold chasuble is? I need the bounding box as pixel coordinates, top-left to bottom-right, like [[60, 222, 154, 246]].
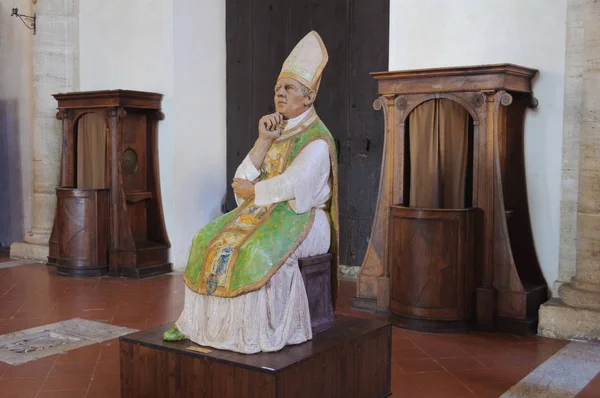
[[183, 112, 340, 307]]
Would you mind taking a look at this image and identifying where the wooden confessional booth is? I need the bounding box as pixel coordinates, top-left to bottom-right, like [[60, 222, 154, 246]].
[[47, 90, 171, 278], [355, 64, 547, 335]]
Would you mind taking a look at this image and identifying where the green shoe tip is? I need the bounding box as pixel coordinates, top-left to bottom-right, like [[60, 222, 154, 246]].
[[162, 326, 186, 341]]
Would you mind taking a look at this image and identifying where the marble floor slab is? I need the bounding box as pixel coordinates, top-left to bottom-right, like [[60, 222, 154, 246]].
[[0, 318, 136, 365], [500, 341, 600, 398], [0, 260, 32, 269]]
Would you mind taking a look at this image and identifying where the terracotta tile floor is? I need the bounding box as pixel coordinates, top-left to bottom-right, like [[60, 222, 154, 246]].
[[0, 252, 597, 397]]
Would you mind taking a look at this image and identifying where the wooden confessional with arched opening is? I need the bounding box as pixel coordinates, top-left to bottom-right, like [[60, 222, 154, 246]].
[[353, 64, 547, 335], [47, 90, 171, 278]]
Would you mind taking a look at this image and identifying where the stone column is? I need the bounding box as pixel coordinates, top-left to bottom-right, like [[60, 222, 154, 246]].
[[10, 0, 79, 261], [539, 0, 600, 341], [553, 0, 585, 297]]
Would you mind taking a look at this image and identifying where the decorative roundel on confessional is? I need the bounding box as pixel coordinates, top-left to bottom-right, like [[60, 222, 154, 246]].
[[122, 148, 138, 175]]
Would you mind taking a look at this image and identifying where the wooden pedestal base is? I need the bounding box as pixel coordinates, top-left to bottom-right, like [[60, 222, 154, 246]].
[[120, 315, 391, 398]]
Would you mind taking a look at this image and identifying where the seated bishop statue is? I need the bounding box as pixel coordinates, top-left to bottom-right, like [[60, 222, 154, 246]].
[[163, 31, 339, 354]]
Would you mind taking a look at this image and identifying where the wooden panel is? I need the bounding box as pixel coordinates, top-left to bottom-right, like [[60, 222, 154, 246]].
[[503, 93, 546, 287], [136, 243, 170, 267], [121, 111, 150, 248], [54, 188, 110, 272], [225, 0, 254, 210], [286, 0, 350, 144], [122, 338, 277, 398], [373, 64, 538, 95], [391, 217, 459, 315], [146, 112, 170, 246], [285, 0, 353, 264], [299, 254, 334, 334], [345, 0, 388, 263], [344, 218, 378, 269], [251, 0, 288, 142], [120, 316, 391, 398], [277, 324, 390, 398], [59, 111, 76, 188], [388, 206, 475, 328], [122, 112, 147, 192], [345, 0, 390, 268], [127, 202, 147, 242], [126, 192, 152, 203], [54, 90, 163, 110]]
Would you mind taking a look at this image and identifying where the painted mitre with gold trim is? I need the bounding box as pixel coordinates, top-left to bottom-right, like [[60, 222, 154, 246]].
[[278, 31, 329, 92]]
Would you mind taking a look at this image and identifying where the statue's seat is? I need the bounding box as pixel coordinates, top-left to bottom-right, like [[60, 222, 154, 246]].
[[298, 253, 334, 334]]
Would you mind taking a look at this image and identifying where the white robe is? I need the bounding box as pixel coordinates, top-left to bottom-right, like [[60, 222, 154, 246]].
[[176, 108, 332, 354]]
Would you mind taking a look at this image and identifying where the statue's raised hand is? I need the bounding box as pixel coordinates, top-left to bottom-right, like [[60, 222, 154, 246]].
[[258, 113, 284, 141]]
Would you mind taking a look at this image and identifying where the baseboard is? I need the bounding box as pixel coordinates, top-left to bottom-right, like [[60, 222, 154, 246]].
[[120, 263, 173, 279], [352, 296, 378, 313]]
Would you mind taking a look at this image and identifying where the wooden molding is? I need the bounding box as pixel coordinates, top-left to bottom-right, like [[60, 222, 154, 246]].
[[372, 64, 539, 95], [125, 192, 153, 204]]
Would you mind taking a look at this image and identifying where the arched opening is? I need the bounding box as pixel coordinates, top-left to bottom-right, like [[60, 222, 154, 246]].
[[403, 98, 474, 209], [74, 112, 107, 189], [388, 97, 477, 332]]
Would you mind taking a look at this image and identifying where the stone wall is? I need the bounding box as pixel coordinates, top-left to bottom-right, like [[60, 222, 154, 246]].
[[0, 0, 33, 248], [11, 0, 79, 260]]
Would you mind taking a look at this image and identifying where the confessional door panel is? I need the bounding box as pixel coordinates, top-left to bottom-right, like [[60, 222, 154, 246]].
[[76, 112, 108, 189], [388, 206, 475, 330], [390, 215, 458, 313], [55, 189, 110, 270]]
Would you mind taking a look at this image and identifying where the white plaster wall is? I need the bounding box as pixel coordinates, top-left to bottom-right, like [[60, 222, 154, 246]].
[[79, 0, 226, 270], [0, 0, 33, 247], [171, 0, 226, 270], [389, 0, 567, 288]]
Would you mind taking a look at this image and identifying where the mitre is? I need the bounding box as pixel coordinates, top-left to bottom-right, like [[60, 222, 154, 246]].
[[278, 31, 329, 92]]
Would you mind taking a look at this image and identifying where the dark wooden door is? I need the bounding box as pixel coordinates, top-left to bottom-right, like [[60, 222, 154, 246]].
[[225, 0, 389, 267]]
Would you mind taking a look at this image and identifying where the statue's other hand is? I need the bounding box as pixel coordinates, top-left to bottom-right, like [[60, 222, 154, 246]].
[[258, 113, 283, 141], [232, 178, 255, 200]]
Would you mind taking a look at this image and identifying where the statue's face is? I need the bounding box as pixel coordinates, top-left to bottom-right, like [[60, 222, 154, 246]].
[[274, 77, 315, 119]]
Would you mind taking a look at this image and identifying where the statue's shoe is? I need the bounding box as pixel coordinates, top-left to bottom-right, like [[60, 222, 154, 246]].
[[162, 326, 186, 341]]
